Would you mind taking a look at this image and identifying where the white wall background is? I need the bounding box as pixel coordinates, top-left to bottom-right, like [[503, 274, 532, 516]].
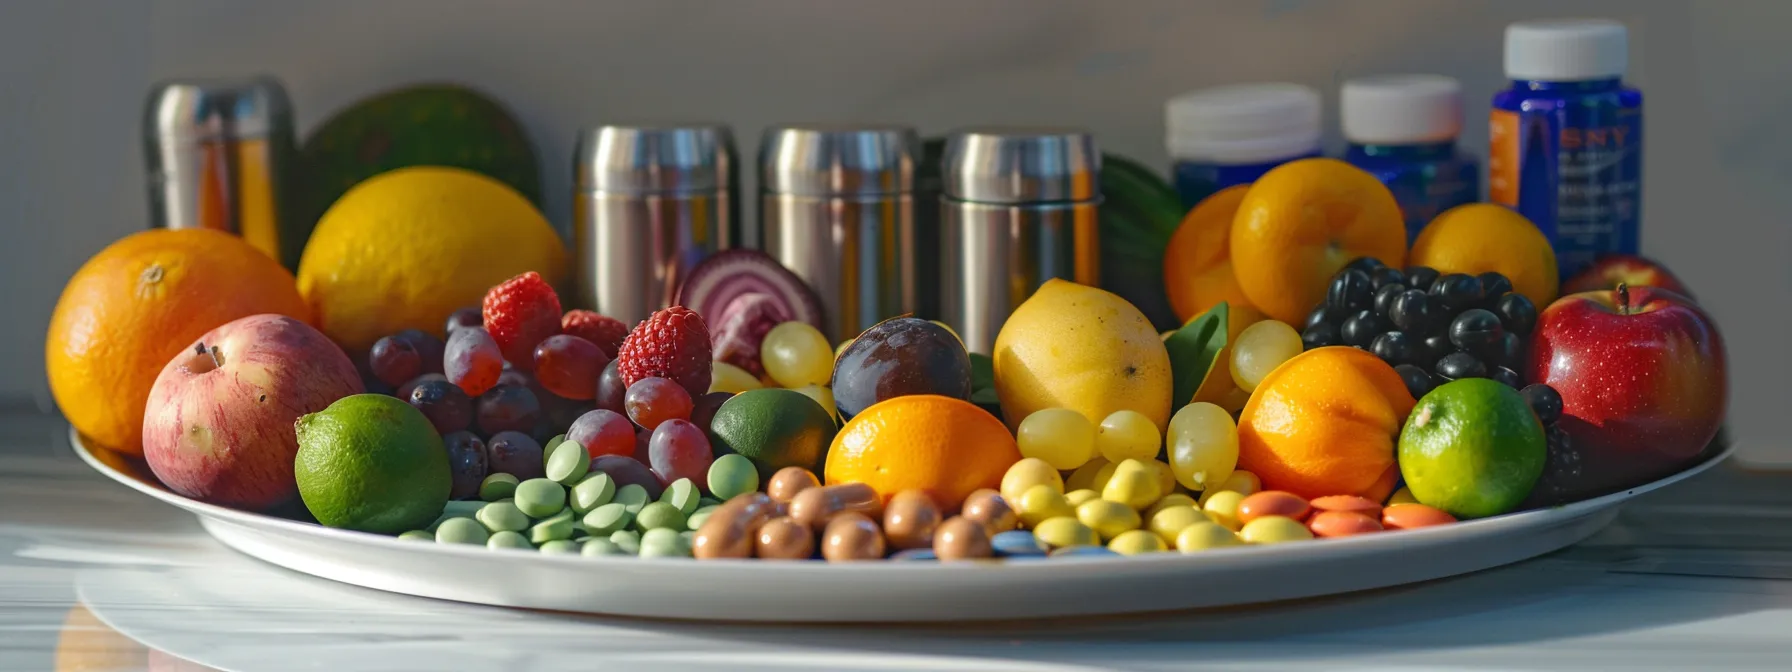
[[3, 0, 1786, 462]]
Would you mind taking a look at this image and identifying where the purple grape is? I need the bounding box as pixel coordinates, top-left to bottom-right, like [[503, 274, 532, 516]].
[[393, 328, 446, 375], [367, 335, 422, 388], [567, 409, 635, 459], [408, 379, 473, 434], [691, 391, 734, 435], [445, 326, 503, 397], [485, 431, 545, 480], [397, 373, 448, 402], [445, 306, 483, 334], [590, 455, 664, 499], [595, 359, 627, 414], [624, 377, 692, 430], [476, 384, 542, 437], [442, 431, 488, 499], [648, 419, 713, 486]]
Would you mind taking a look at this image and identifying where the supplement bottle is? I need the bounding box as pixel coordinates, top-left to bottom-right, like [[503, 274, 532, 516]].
[[1165, 83, 1322, 208], [1490, 19, 1642, 278], [1341, 75, 1479, 244]]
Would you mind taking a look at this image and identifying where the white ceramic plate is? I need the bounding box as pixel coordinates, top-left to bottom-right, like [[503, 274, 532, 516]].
[[71, 427, 1732, 623]]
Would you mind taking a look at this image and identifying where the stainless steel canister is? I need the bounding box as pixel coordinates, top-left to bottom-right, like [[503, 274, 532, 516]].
[[144, 76, 301, 269], [573, 124, 728, 326], [940, 128, 1102, 355], [759, 125, 919, 341]]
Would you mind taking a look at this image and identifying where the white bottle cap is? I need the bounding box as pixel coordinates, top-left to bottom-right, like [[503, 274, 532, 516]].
[[1340, 75, 1463, 145], [1165, 83, 1322, 164], [1504, 19, 1629, 81]]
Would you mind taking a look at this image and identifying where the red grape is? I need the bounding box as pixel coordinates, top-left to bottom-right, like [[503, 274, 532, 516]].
[[648, 419, 714, 486], [476, 384, 542, 436], [533, 334, 608, 400], [445, 327, 503, 397], [485, 431, 545, 480], [442, 431, 488, 499], [368, 335, 422, 387], [595, 359, 627, 414], [445, 306, 483, 334], [408, 379, 473, 434], [691, 391, 733, 435], [590, 455, 664, 499], [566, 409, 636, 459], [393, 328, 446, 375], [397, 372, 447, 401], [624, 377, 692, 430]]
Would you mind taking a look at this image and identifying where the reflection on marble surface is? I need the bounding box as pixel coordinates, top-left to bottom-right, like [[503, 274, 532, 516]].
[[5, 408, 1792, 671]]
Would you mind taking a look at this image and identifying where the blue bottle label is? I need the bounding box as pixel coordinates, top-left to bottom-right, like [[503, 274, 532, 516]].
[[1489, 104, 1642, 278]]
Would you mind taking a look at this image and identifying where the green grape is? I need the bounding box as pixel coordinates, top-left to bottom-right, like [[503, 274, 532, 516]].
[[1229, 319, 1302, 391], [761, 322, 834, 388], [1167, 402, 1239, 491], [1095, 410, 1160, 463], [1016, 408, 1097, 470]]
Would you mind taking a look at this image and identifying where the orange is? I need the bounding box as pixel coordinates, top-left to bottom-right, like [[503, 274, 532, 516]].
[[47, 229, 310, 455], [1230, 158, 1407, 324], [825, 394, 1022, 507], [1409, 203, 1560, 308], [1163, 186, 1264, 326], [1236, 346, 1415, 501]]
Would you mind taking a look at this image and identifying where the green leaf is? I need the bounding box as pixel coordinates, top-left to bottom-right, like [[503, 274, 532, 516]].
[[970, 387, 1000, 406], [968, 352, 995, 392], [1164, 302, 1230, 406]]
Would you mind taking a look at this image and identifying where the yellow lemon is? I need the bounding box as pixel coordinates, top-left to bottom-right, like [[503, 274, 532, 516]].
[[992, 279, 1173, 433], [296, 167, 567, 357], [1409, 203, 1560, 308]]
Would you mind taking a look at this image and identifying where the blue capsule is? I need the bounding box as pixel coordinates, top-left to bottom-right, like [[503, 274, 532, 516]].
[[991, 530, 1048, 557], [1049, 545, 1120, 559], [889, 548, 938, 561]]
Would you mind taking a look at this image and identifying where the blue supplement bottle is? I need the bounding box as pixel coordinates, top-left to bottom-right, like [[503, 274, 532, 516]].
[[1341, 75, 1479, 244], [1165, 83, 1322, 208], [1490, 19, 1642, 278]]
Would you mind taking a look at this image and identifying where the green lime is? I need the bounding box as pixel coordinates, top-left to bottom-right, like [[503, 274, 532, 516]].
[[708, 388, 837, 479], [295, 394, 451, 533], [1398, 379, 1547, 519]]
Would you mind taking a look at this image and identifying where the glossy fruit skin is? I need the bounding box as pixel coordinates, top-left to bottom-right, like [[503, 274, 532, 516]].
[[1370, 331, 1417, 366], [567, 409, 636, 459], [594, 359, 627, 414], [1561, 254, 1691, 297], [1487, 331, 1526, 370], [1495, 293, 1538, 335], [1520, 384, 1563, 425], [1435, 351, 1487, 380], [445, 306, 483, 334], [1229, 159, 1407, 324], [1326, 269, 1374, 314], [1429, 274, 1484, 313], [482, 271, 563, 372], [1404, 266, 1441, 292], [1447, 309, 1505, 354], [1524, 424, 1587, 507], [1387, 290, 1438, 335], [992, 279, 1173, 434], [1304, 306, 1334, 331], [624, 377, 693, 430], [485, 431, 544, 480], [408, 378, 473, 435], [690, 391, 734, 442], [1490, 366, 1522, 388], [1368, 266, 1405, 290], [1477, 272, 1514, 301], [1301, 322, 1340, 350], [831, 318, 972, 421], [444, 327, 503, 397], [1340, 310, 1390, 348], [532, 334, 608, 400], [560, 310, 629, 360], [475, 384, 542, 437], [1372, 283, 1406, 315], [1163, 186, 1261, 325], [1526, 286, 1727, 490], [590, 455, 663, 499], [1394, 364, 1433, 399], [617, 306, 713, 398], [442, 431, 488, 499], [647, 419, 714, 486], [1236, 346, 1415, 501], [826, 394, 1022, 506], [368, 335, 423, 387]]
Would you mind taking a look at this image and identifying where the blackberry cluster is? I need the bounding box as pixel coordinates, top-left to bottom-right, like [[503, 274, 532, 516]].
[[1521, 384, 1587, 507], [1300, 257, 1539, 400]]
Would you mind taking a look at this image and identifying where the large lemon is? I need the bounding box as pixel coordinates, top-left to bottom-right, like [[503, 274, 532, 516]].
[[296, 167, 567, 356], [992, 279, 1173, 433]]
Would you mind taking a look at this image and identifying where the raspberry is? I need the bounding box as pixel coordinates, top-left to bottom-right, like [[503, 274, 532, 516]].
[[617, 306, 713, 397], [562, 309, 630, 360], [482, 272, 562, 371]]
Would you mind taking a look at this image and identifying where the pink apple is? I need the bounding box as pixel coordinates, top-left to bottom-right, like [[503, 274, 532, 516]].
[[143, 314, 362, 510], [1561, 254, 1693, 298], [1526, 285, 1726, 492]]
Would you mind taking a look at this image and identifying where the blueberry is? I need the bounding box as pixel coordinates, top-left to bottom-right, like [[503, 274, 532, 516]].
[[1344, 257, 1387, 274], [1477, 272, 1514, 301], [1304, 306, 1335, 331], [1370, 331, 1417, 366], [1420, 334, 1454, 367], [1341, 310, 1391, 348], [1395, 364, 1434, 399], [1369, 266, 1406, 290], [1490, 366, 1523, 388], [1302, 322, 1341, 350], [1429, 274, 1485, 312], [1495, 293, 1538, 335], [1327, 270, 1375, 314], [442, 431, 488, 499], [1405, 266, 1441, 292], [1448, 309, 1506, 354], [1435, 351, 1487, 380], [1388, 289, 1439, 334], [1521, 384, 1564, 425], [1488, 331, 1526, 369], [1372, 283, 1407, 315]]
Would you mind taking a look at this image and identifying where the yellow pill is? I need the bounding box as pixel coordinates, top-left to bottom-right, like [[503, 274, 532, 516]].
[[1198, 469, 1262, 506], [1064, 457, 1110, 492], [1241, 515, 1315, 544], [1175, 521, 1243, 552], [1017, 484, 1076, 527], [1388, 487, 1418, 505], [1147, 505, 1209, 543], [1202, 490, 1245, 531], [1146, 493, 1199, 519], [1101, 459, 1161, 510], [1076, 498, 1141, 540], [1087, 461, 1118, 492], [1033, 516, 1099, 549], [1001, 457, 1064, 505], [1107, 529, 1168, 555], [1064, 489, 1100, 507], [1147, 459, 1177, 498]]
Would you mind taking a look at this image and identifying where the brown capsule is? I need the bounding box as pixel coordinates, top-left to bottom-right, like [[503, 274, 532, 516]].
[[1310, 495, 1382, 520], [959, 488, 1018, 535], [821, 512, 886, 562], [692, 492, 775, 559], [766, 467, 821, 503], [1307, 510, 1383, 538], [1382, 503, 1457, 530], [1237, 491, 1311, 525], [932, 516, 993, 561], [882, 490, 942, 550], [788, 482, 882, 531], [754, 516, 816, 560]]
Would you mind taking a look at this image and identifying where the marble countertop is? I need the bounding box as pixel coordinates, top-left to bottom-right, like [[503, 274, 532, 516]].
[[4, 408, 1791, 671]]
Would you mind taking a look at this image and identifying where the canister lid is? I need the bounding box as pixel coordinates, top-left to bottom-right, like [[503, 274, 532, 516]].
[[759, 125, 918, 197], [942, 128, 1100, 204], [145, 76, 292, 141], [1341, 75, 1464, 145], [575, 124, 724, 194], [1165, 83, 1321, 164], [1505, 19, 1629, 81]]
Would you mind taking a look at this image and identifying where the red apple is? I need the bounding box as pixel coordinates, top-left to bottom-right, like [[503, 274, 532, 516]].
[[142, 314, 363, 510], [1526, 285, 1726, 492], [1561, 254, 1692, 298]]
